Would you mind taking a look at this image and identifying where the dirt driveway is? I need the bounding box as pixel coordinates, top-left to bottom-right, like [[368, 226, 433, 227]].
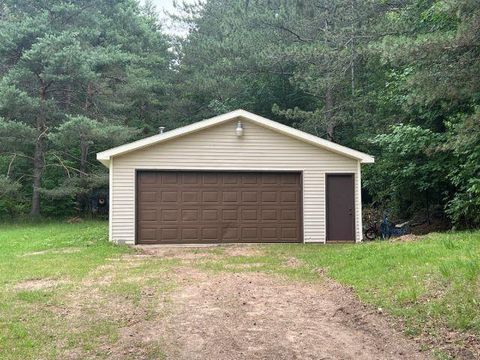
[[121, 246, 429, 360]]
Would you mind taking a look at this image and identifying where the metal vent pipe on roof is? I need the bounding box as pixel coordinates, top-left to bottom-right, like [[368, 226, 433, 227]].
[[158, 126, 165, 134]]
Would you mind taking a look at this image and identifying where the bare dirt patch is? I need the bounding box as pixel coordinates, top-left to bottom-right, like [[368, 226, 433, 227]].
[[224, 262, 265, 269], [154, 267, 429, 360], [34, 247, 439, 359], [136, 246, 219, 260], [391, 234, 420, 242], [14, 278, 68, 291], [223, 245, 263, 257], [283, 256, 302, 268], [20, 247, 81, 257]]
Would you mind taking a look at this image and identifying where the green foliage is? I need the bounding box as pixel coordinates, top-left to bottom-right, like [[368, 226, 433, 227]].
[[365, 0, 480, 226], [0, 0, 171, 217], [0, 176, 26, 218], [0, 0, 478, 227], [0, 118, 35, 152], [444, 109, 480, 227], [364, 124, 450, 217], [168, 0, 479, 227]]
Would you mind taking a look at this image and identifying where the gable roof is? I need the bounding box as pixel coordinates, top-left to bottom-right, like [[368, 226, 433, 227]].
[[97, 109, 374, 166]]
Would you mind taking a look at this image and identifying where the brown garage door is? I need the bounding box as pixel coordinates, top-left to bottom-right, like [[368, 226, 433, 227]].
[[136, 171, 302, 244]]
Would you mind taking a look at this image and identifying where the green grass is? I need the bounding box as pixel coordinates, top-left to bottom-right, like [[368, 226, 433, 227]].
[[0, 221, 478, 358], [0, 221, 130, 284], [0, 221, 178, 359]]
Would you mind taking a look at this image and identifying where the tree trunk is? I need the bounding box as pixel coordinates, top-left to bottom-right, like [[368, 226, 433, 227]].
[[325, 86, 334, 141], [78, 84, 95, 213], [350, 0, 355, 96], [84, 83, 94, 113], [65, 84, 72, 111], [77, 141, 89, 212], [31, 82, 47, 217], [79, 141, 88, 177]]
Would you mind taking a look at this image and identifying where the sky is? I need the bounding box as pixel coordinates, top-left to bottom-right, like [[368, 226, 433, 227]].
[[139, 0, 196, 35], [143, 0, 182, 15]]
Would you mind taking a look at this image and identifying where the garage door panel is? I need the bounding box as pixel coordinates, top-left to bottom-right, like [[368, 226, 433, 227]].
[[140, 210, 157, 221], [181, 228, 198, 240], [281, 209, 297, 221], [281, 173, 299, 184], [181, 209, 199, 221], [182, 191, 199, 203], [241, 175, 258, 185], [203, 173, 219, 185], [140, 173, 157, 184], [162, 173, 178, 184], [161, 209, 178, 221], [261, 209, 278, 221], [261, 191, 277, 202], [160, 228, 178, 240], [140, 228, 156, 240], [161, 191, 177, 202], [137, 171, 302, 244], [182, 172, 198, 184], [202, 209, 219, 221], [139, 191, 157, 202], [281, 228, 297, 240], [202, 227, 219, 240], [222, 209, 238, 220], [241, 227, 258, 240], [222, 191, 239, 202], [241, 191, 258, 202], [241, 209, 258, 221], [222, 227, 239, 241], [262, 227, 278, 239], [222, 174, 239, 185], [280, 191, 297, 202], [261, 173, 279, 184], [202, 191, 219, 202]]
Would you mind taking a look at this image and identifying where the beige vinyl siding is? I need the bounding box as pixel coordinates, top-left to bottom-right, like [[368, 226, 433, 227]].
[[111, 117, 362, 244]]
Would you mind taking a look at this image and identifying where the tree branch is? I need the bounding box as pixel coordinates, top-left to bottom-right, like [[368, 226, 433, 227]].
[[7, 153, 16, 178], [51, 153, 71, 178]]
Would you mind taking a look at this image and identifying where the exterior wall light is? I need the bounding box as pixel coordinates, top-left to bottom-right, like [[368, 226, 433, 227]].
[[235, 121, 244, 137]]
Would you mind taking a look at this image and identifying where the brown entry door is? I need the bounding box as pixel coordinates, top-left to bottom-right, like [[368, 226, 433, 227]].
[[326, 174, 355, 242], [136, 171, 302, 244]]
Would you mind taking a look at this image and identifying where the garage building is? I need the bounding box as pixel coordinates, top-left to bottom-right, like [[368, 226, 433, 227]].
[[97, 110, 374, 245]]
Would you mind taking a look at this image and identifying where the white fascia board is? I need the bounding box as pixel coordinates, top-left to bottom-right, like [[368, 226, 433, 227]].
[[96, 109, 375, 167]]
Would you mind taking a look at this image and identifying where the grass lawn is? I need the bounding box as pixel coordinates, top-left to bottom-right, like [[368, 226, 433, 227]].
[[0, 221, 178, 359], [0, 221, 478, 359]]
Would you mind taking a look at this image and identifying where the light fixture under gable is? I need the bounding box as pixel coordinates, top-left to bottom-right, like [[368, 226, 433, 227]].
[[235, 120, 244, 137]]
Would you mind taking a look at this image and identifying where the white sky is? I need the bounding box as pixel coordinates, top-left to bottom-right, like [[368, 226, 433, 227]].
[[143, 0, 181, 15], [140, 0, 196, 35]]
